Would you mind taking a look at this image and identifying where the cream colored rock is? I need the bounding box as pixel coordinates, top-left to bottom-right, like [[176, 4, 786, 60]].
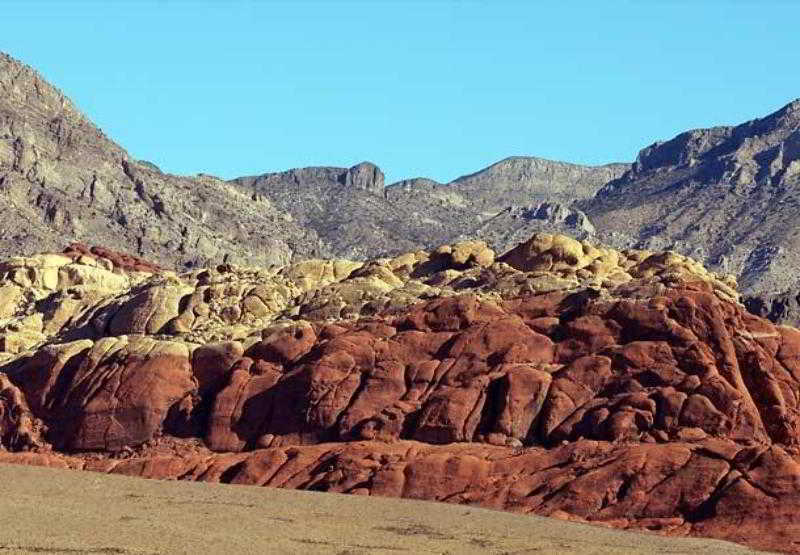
[[107, 282, 194, 335], [57, 264, 131, 291], [445, 240, 495, 267], [280, 259, 362, 291], [0, 285, 23, 319], [0, 313, 45, 354], [0, 232, 749, 354]]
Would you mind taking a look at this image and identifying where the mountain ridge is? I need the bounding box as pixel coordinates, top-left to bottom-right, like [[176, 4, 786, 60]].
[[5, 50, 800, 323], [0, 51, 630, 266], [581, 96, 800, 302]]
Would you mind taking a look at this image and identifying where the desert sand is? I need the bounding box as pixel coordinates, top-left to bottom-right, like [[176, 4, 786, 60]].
[[0, 463, 762, 554]]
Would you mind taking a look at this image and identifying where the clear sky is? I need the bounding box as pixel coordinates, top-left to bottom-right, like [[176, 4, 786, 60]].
[[3, 1, 799, 184]]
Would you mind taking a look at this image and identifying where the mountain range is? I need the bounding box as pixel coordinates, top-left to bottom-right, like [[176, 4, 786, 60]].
[[2, 51, 800, 323]]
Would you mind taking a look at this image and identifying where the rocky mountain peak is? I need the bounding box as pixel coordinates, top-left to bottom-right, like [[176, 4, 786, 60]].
[[632, 126, 733, 173], [1, 53, 78, 119], [453, 156, 629, 199], [622, 99, 800, 179], [343, 161, 384, 193]]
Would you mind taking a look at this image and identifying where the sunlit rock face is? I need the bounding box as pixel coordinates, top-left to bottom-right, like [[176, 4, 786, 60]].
[[3, 232, 800, 553]]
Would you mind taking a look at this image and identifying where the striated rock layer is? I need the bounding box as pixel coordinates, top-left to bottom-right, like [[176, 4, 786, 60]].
[[1, 233, 799, 553]]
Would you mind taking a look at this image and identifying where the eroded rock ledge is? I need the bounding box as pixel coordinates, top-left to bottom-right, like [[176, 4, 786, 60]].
[[0, 233, 797, 553]]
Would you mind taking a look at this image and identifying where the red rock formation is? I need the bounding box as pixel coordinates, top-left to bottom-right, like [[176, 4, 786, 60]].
[[189, 286, 800, 456], [63, 243, 163, 273], [5, 276, 800, 552], [0, 374, 44, 450], [7, 338, 195, 451]]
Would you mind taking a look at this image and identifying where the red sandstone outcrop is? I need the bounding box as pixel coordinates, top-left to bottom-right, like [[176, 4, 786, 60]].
[[63, 243, 163, 274], [1, 233, 800, 553], [0, 373, 44, 450]]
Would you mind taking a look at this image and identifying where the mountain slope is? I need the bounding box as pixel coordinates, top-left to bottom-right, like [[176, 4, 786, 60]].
[[0, 52, 316, 268], [448, 155, 628, 207], [231, 157, 628, 260], [581, 99, 800, 296], [1, 51, 628, 267]]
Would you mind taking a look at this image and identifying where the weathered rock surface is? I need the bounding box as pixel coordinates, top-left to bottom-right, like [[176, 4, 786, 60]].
[[0, 373, 43, 450], [1, 232, 800, 552]]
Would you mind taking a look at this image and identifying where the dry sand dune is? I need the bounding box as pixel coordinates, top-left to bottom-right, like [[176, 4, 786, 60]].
[[0, 463, 762, 555]]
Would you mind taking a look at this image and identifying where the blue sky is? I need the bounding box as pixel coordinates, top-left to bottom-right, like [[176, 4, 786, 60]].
[[3, 1, 799, 183]]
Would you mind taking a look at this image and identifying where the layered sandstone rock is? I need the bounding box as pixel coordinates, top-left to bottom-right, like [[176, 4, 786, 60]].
[[1, 233, 798, 553]]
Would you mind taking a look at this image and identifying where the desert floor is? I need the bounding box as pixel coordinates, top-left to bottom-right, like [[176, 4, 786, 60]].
[[0, 463, 762, 554]]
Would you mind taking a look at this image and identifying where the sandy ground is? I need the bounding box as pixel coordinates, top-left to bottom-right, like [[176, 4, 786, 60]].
[[0, 463, 763, 554]]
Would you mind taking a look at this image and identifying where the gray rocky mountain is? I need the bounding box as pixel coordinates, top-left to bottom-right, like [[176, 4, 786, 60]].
[[231, 158, 625, 260], [5, 50, 800, 324], [447, 156, 628, 208], [0, 52, 316, 269], [0, 51, 624, 267], [578, 99, 800, 321]]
